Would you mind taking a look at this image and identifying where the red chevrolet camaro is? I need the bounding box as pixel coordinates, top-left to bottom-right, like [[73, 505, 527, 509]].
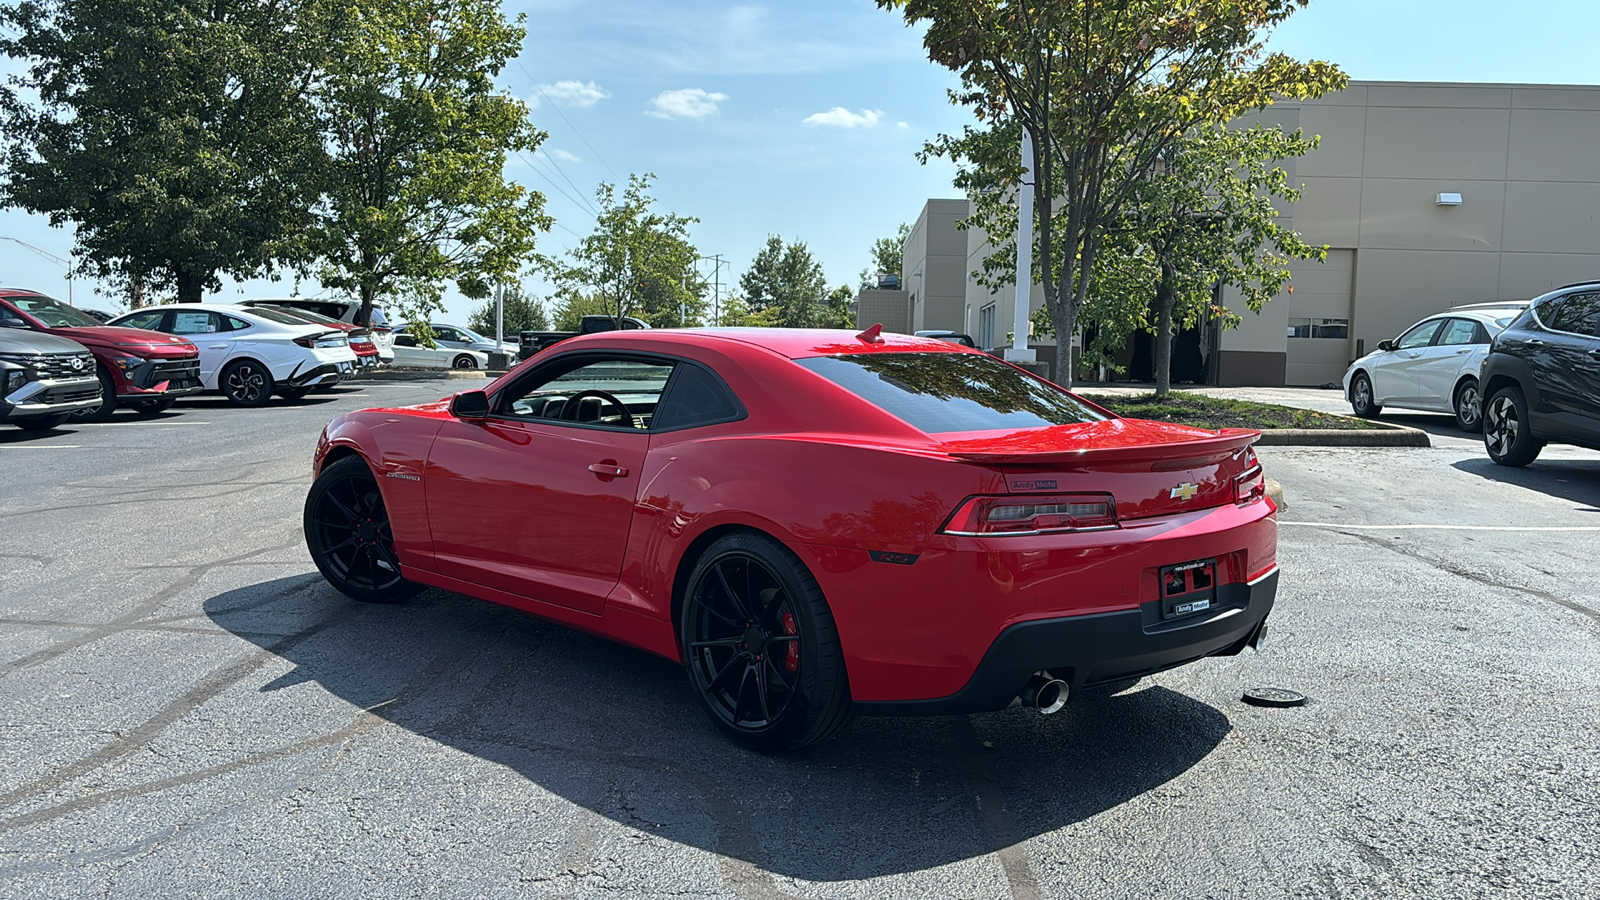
[[304, 327, 1278, 750]]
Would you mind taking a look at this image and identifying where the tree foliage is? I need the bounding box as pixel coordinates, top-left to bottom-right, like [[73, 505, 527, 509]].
[[312, 0, 549, 328], [467, 281, 550, 336], [552, 174, 705, 327], [859, 222, 911, 289], [880, 0, 1345, 382], [0, 0, 326, 302], [739, 235, 836, 328]]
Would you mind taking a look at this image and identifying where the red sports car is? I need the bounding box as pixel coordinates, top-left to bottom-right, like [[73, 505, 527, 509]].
[[304, 327, 1278, 750]]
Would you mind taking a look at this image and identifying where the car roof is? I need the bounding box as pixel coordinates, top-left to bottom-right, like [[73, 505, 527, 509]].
[[626, 327, 977, 360]]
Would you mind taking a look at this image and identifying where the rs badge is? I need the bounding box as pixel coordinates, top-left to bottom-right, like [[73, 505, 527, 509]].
[[1171, 482, 1199, 501]]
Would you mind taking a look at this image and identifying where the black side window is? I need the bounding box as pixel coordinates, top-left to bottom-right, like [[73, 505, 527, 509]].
[[1396, 319, 1444, 350], [118, 310, 165, 330], [1436, 318, 1480, 346], [653, 364, 743, 431], [1544, 292, 1600, 337]]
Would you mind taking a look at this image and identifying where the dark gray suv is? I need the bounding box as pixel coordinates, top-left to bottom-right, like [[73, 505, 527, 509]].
[[1479, 282, 1600, 466], [0, 315, 102, 430]]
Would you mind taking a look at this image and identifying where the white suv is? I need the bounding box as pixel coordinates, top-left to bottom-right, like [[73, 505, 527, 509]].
[[108, 304, 358, 406], [249, 298, 396, 363]]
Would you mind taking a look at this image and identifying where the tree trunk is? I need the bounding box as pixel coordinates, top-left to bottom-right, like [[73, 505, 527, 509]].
[[1153, 261, 1177, 397], [175, 269, 204, 304], [359, 282, 376, 329]]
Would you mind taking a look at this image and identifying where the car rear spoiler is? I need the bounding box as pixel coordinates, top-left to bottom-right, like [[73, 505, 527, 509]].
[[940, 428, 1259, 467]]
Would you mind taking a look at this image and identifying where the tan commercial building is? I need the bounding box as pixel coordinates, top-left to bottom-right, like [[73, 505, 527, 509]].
[[891, 80, 1600, 386]]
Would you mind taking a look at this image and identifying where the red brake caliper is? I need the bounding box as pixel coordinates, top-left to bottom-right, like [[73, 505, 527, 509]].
[[782, 612, 799, 673]]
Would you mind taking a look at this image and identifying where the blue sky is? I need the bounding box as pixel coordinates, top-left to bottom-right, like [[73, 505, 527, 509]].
[[3, 0, 1599, 323]]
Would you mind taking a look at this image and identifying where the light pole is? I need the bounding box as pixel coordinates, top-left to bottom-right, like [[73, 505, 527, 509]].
[[0, 236, 73, 305]]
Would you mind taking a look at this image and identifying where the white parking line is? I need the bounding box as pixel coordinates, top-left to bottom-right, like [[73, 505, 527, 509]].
[[1282, 521, 1600, 532], [0, 444, 80, 449]]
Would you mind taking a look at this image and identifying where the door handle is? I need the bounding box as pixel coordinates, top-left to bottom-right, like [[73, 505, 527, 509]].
[[208, 344, 228, 349], [588, 462, 629, 478], [1455, 348, 1471, 355], [1589, 348, 1600, 357], [1526, 339, 1545, 347]]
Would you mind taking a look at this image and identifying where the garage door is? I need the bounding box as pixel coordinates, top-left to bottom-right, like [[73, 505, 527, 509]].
[[1284, 250, 1354, 387]]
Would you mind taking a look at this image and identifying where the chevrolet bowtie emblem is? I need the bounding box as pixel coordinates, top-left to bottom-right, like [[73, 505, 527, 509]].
[[1171, 482, 1199, 501]]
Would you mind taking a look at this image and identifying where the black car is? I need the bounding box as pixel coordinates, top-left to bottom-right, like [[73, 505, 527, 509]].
[[1479, 282, 1600, 466]]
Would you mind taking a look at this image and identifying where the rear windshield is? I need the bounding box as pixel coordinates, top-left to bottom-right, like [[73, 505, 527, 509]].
[[247, 307, 321, 327], [795, 352, 1110, 434]]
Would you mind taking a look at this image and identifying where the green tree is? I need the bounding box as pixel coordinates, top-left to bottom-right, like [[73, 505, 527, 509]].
[[740, 235, 831, 328], [822, 284, 858, 328], [0, 0, 326, 302], [859, 222, 911, 289], [880, 0, 1344, 382], [550, 288, 614, 331], [467, 281, 550, 336], [554, 174, 706, 327], [311, 0, 549, 329]]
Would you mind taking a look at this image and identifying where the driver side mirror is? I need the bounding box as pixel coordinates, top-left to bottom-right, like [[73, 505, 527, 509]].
[[1377, 339, 1396, 352], [450, 389, 490, 420]]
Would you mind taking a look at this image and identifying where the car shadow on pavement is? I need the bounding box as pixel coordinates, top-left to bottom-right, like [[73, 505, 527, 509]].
[[1451, 457, 1600, 512], [206, 576, 1231, 881]]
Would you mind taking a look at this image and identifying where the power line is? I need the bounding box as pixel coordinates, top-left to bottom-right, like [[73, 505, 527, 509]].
[[531, 145, 600, 219], [512, 149, 597, 221], [519, 62, 622, 182]]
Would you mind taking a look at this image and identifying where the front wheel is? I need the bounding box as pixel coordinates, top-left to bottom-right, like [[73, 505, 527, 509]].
[[221, 360, 274, 407], [1350, 372, 1381, 418], [680, 533, 852, 751], [1484, 385, 1543, 467], [71, 370, 118, 421], [303, 455, 420, 604], [452, 354, 477, 370], [1453, 378, 1484, 433], [132, 397, 175, 416]]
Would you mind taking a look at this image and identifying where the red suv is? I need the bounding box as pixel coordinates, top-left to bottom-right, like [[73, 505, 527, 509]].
[[0, 290, 203, 418]]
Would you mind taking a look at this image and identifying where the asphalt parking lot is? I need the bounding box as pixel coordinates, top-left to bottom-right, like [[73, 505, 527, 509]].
[[2, 383, 1598, 899]]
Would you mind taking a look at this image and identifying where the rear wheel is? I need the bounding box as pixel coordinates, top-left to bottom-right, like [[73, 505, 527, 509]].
[[1453, 378, 1484, 433], [221, 360, 274, 407], [1350, 372, 1381, 418], [12, 413, 71, 431], [452, 354, 477, 370], [1484, 385, 1543, 467], [680, 533, 851, 751], [304, 456, 419, 604]]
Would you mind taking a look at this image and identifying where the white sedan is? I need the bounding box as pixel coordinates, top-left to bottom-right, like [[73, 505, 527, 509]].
[[391, 333, 490, 369], [1342, 302, 1527, 431], [108, 304, 358, 406]]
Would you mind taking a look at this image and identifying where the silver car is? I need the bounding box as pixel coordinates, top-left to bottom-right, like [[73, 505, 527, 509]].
[[395, 322, 518, 360], [1342, 302, 1528, 432]]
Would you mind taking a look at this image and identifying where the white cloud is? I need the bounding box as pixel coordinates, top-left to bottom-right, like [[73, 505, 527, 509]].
[[802, 107, 885, 128], [647, 88, 727, 119], [529, 80, 610, 109], [897, 121, 909, 129], [548, 149, 583, 163]]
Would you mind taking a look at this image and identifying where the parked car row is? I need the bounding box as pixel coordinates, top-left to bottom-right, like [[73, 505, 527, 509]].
[[1343, 281, 1600, 465]]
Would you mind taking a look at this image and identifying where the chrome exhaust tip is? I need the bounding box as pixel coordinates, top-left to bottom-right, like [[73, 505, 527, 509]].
[[1021, 675, 1069, 715]]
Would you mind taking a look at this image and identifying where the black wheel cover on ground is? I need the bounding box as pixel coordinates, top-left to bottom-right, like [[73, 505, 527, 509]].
[[304, 456, 420, 604], [681, 532, 851, 751]]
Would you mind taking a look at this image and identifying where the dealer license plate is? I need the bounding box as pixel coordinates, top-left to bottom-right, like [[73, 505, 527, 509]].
[[1160, 558, 1217, 620]]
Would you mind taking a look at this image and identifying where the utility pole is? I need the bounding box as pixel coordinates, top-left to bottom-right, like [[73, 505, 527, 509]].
[[695, 254, 726, 325], [494, 281, 504, 348], [0, 236, 73, 305], [1007, 134, 1038, 369]]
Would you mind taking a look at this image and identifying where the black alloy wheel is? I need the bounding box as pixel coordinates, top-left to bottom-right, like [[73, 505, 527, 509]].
[[1454, 378, 1484, 433], [681, 532, 851, 751], [304, 456, 420, 604], [1483, 385, 1543, 467], [221, 360, 274, 407], [452, 354, 477, 370], [1350, 372, 1381, 418]]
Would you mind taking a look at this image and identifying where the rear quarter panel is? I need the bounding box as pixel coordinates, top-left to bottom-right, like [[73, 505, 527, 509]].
[[318, 406, 451, 570]]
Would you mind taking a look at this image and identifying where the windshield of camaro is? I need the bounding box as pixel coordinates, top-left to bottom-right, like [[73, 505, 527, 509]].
[[796, 352, 1111, 433], [7, 294, 103, 328]]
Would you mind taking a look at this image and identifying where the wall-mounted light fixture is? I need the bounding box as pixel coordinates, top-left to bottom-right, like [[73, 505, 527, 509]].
[[1436, 192, 1464, 206]]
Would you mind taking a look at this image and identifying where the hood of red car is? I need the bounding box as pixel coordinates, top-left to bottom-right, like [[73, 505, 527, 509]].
[[46, 325, 197, 354]]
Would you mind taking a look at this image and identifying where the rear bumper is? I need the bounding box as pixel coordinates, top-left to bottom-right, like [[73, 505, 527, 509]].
[[855, 568, 1277, 716], [286, 360, 355, 388]]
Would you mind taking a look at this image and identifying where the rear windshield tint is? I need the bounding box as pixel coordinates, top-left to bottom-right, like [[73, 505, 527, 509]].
[[795, 352, 1110, 433]]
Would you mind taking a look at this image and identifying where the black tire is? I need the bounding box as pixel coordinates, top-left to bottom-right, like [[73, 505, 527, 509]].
[[1350, 372, 1381, 418], [452, 354, 477, 370], [1453, 378, 1484, 433], [71, 369, 118, 421], [303, 455, 420, 604], [279, 386, 311, 401], [131, 397, 176, 416], [1484, 385, 1543, 467], [221, 360, 274, 407], [12, 413, 71, 431], [680, 532, 852, 751]]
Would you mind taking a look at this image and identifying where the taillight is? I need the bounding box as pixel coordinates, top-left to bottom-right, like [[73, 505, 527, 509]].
[[942, 493, 1118, 536], [1235, 466, 1266, 505], [293, 332, 349, 349]]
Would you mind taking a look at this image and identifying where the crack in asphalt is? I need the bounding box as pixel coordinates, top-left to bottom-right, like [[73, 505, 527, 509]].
[[1338, 530, 1600, 628], [950, 716, 1042, 900], [0, 617, 253, 638], [0, 541, 307, 676]]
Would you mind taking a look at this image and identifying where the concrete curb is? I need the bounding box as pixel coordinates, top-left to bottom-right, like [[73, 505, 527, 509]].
[[1253, 422, 1430, 448], [356, 369, 487, 382]]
